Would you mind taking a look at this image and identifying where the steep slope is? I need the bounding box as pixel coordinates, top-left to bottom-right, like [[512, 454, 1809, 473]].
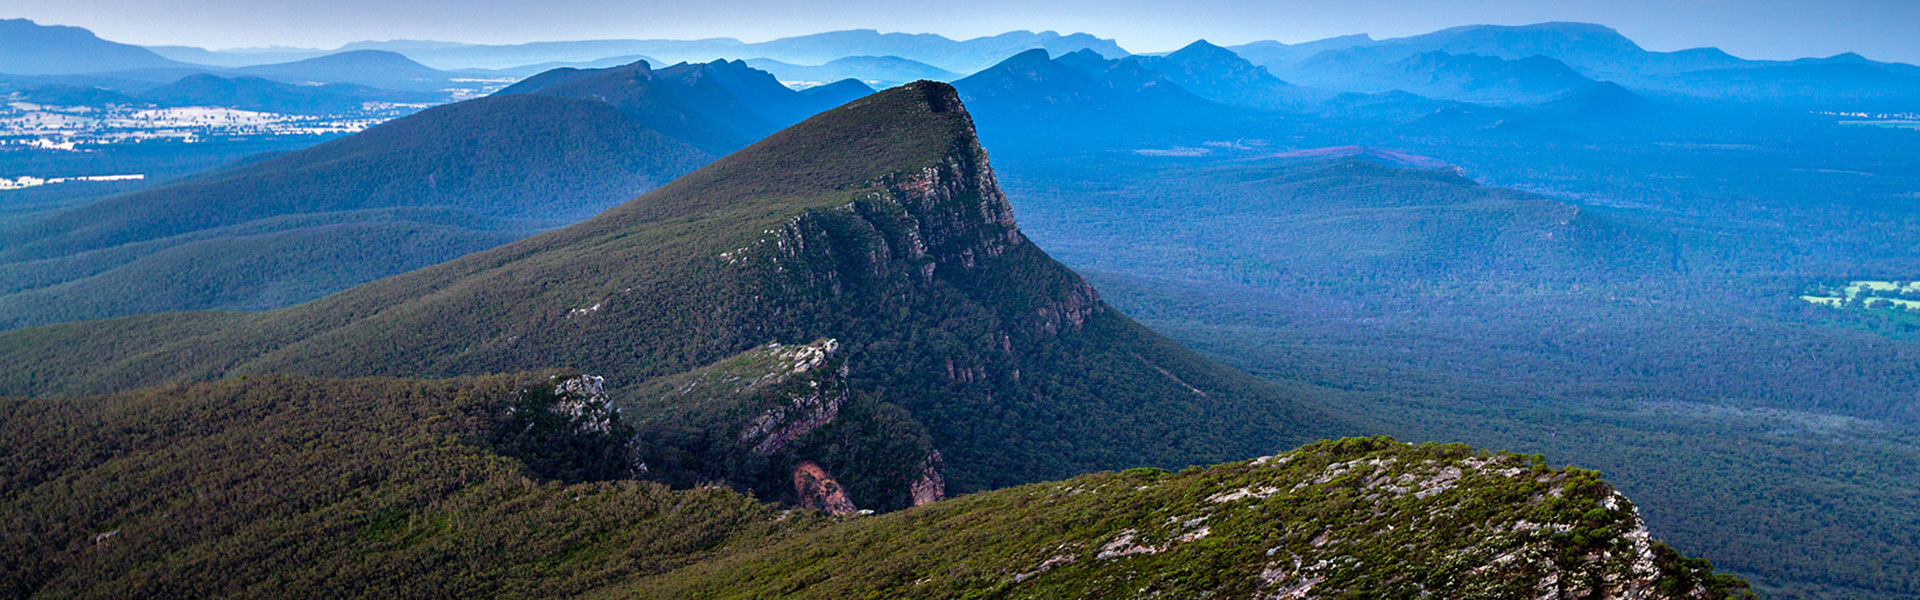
[[0, 19, 194, 75], [0, 82, 1350, 497], [0, 373, 1746, 599], [0, 93, 712, 330]]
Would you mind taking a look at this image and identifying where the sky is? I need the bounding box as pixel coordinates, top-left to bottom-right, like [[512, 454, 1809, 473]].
[[4, 0, 1917, 64]]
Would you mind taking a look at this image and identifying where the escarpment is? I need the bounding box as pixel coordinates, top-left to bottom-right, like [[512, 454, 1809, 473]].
[[0, 81, 1349, 509]]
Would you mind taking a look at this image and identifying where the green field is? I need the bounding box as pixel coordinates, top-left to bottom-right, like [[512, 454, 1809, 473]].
[[1801, 280, 1920, 310]]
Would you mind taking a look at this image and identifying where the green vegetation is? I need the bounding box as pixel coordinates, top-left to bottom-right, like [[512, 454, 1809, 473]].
[[0, 82, 1348, 507], [0, 93, 712, 330], [0, 372, 1746, 598], [1801, 280, 1920, 313], [0, 373, 819, 599], [991, 148, 1920, 597], [611, 436, 1747, 599]]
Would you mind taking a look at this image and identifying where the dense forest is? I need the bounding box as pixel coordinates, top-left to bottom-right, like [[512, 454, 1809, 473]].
[[986, 137, 1920, 597], [0, 373, 1746, 598]]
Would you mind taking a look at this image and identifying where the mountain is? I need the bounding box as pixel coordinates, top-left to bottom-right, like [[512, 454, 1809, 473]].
[[745, 55, 960, 88], [1227, 34, 1375, 66], [0, 82, 1350, 502], [0, 19, 195, 75], [137, 73, 433, 113], [1131, 40, 1324, 110], [145, 44, 330, 67], [1654, 61, 1920, 110], [955, 49, 1218, 118], [951, 49, 1238, 150], [208, 30, 1130, 74], [498, 59, 869, 155], [0, 368, 1748, 599], [1532, 81, 1672, 121], [799, 78, 877, 103], [0, 57, 875, 330], [1279, 50, 1598, 104], [487, 54, 658, 77], [0, 93, 712, 330], [744, 29, 1130, 74], [227, 49, 458, 91], [1239, 21, 1920, 108]]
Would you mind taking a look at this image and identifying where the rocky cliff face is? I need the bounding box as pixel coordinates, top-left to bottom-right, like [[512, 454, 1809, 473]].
[[736, 340, 848, 455], [792, 461, 860, 515], [623, 339, 945, 512]]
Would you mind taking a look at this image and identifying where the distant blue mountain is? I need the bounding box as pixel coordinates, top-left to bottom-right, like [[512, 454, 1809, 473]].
[[745, 56, 960, 88], [0, 19, 197, 75], [956, 49, 1210, 115], [1280, 50, 1597, 104], [745, 30, 1128, 74], [1130, 40, 1327, 110], [1239, 22, 1920, 110], [154, 30, 1131, 74], [227, 50, 457, 92], [1226, 34, 1376, 66], [498, 59, 871, 155]]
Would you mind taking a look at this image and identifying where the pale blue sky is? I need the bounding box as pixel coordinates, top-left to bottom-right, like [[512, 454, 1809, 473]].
[[4, 0, 1916, 63]]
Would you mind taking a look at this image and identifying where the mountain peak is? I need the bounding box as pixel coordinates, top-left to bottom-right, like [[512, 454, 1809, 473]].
[[0, 18, 191, 75], [1169, 39, 1240, 61], [996, 48, 1054, 68]]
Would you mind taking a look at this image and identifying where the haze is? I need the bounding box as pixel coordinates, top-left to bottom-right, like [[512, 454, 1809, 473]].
[[4, 0, 1917, 63]]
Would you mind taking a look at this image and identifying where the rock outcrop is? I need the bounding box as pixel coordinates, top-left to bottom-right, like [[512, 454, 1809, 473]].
[[734, 341, 849, 455], [793, 461, 860, 515], [908, 450, 947, 506]]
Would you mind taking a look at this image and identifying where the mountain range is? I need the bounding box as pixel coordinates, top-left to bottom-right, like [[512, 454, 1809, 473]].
[[0, 18, 192, 75], [744, 55, 960, 88], [0, 81, 1744, 597], [0, 59, 870, 331], [8, 13, 1917, 598], [142, 28, 1130, 74], [9, 18, 1917, 112]]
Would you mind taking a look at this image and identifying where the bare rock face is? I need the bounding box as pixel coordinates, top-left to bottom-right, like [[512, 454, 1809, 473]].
[[908, 450, 947, 506], [793, 461, 859, 515], [548, 374, 618, 434]]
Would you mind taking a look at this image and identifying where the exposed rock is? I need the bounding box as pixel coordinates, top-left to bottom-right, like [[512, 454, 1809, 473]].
[[793, 461, 859, 515], [908, 450, 947, 506], [546, 374, 618, 434], [736, 340, 849, 455], [1035, 280, 1102, 335]]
